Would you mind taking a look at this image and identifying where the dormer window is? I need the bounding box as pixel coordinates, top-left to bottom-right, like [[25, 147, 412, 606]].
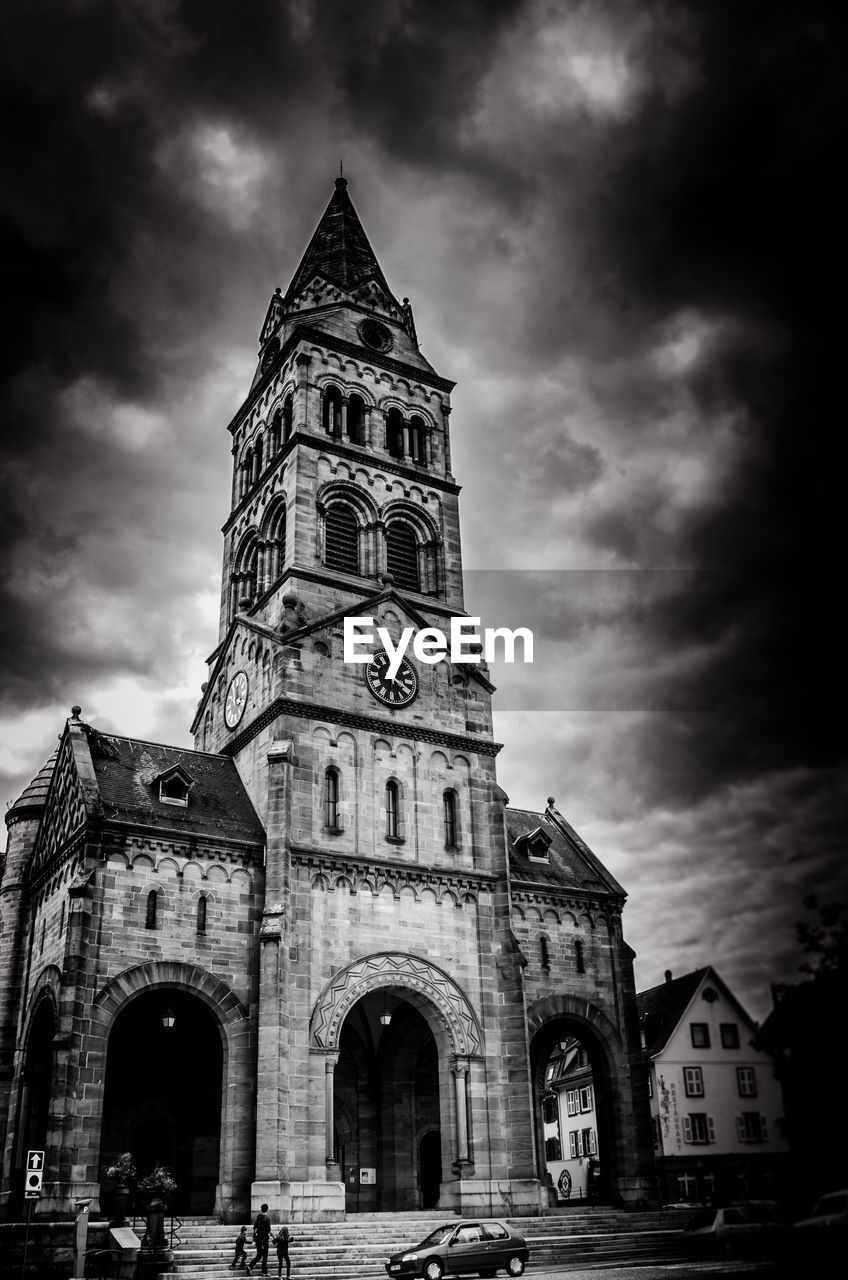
[[517, 827, 552, 861], [155, 766, 194, 808]]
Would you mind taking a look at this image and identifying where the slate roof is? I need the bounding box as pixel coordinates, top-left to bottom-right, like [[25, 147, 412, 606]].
[[285, 178, 393, 301], [86, 729, 265, 845], [636, 966, 712, 1055], [506, 806, 625, 898], [7, 749, 58, 817]]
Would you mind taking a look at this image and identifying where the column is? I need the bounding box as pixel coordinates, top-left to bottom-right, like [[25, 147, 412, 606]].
[[324, 1053, 340, 1167], [402, 420, 411, 461], [452, 1059, 470, 1166], [364, 406, 373, 448], [340, 399, 348, 440], [442, 405, 453, 476]]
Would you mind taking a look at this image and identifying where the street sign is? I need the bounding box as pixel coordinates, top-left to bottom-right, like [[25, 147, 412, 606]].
[[25, 1150, 44, 1194], [24, 1189, 40, 1200]]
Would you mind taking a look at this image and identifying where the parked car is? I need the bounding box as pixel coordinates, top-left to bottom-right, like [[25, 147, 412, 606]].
[[683, 1203, 788, 1257], [794, 1188, 848, 1232], [385, 1220, 529, 1280]]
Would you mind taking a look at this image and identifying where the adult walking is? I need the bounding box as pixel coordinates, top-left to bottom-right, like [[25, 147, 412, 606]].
[[274, 1223, 294, 1280], [246, 1203, 272, 1276]]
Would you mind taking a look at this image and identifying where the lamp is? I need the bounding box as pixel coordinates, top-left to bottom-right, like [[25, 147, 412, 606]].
[[379, 995, 392, 1027], [162, 1005, 176, 1030]]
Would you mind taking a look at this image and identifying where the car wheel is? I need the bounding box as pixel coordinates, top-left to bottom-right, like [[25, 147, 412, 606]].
[[424, 1260, 444, 1280], [505, 1256, 525, 1277]]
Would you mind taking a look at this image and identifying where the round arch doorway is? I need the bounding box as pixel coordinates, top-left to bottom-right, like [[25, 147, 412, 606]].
[[531, 1020, 611, 1206], [98, 989, 223, 1215], [334, 992, 444, 1212]]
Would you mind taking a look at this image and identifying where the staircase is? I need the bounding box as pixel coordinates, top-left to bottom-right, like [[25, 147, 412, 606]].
[[160, 1208, 693, 1279]]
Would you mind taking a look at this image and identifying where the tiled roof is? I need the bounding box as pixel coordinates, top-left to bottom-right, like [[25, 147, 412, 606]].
[[636, 966, 712, 1055], [506, 807, 624, 897], [285, 178, 392, 300], [7, 749, 58, 817], [86, 730, 265, 845]]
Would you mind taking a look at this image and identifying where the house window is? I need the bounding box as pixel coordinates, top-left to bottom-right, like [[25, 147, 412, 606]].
[[683, 1113, 714, 1144], [690, 1023, 710, 1048], [737, 1112, 767, 1144], [386, 780, 400, 839], [566, 1090, 578, 1116], [159, 773, 190, 806], [569, 1130, 581, 1157], [579, 1085, 593, 1112], [540, 936, 551, 970], [443, 790, 457, 847], [385, 407, 404, 458], [145, 890, 158, 929], [737, 1067, 758, 1098], [543, 1095, 558, 1124], [324, 768, 340, 831], [721, 1022, 740, 1048], [324, 503, 359, 576], [677, 1173, 699, 1201], [575, 939, 585, 973], [323, 386, 342, 436], [544, 1136, 562, 1161], [582, 1127, 596, 1155], [197, 895, 207, 934], [684, 1066, 704, 1097]]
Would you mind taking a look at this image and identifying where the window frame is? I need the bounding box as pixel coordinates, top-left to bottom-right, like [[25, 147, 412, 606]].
[[736, 1066, 758, 1098], [720, 1022, 740, 1049], [684, 1066, 705, 1097], [690, 1022, 711, 1049]]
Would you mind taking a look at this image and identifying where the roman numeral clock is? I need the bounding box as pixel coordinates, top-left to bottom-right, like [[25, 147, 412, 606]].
[[363, 650, 419, 707]]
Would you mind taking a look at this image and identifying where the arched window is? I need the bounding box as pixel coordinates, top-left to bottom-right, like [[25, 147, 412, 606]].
[[283, 393, 294, 443], [385, 408, 404, 459], [443, 789, 458, 847], [267, 503, 287, 586], [231, 533, 259, 618], [270, 409, 282, 456], [540, 935, 551, 969], [386, 521, 420, 592], [253, 436, 264, 482], [325, 504, 359, 576], [145, 890, 158, 930], [323, 387, 342, 436], [324, 767, 340, 830], [575, 939, 585, 973], [386, 780, 400, 840], [197, 895, 207, 934], [410, 415, 427, 466], [348, 394, 365, 444]]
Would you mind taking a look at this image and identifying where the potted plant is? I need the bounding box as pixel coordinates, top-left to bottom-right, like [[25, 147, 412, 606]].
[[103, 1152, 137, 1226], [138, 1164, 177, 1249]]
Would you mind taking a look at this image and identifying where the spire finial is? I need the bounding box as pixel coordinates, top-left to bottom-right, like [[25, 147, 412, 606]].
[[335, 159, 347, 190]]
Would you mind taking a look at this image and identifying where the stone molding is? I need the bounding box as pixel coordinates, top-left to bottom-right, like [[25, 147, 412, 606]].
[[310, 951, 483, 1056]]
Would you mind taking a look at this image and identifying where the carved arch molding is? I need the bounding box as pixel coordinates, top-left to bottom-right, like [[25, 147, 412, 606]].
[[310, 951, 483, 1057]]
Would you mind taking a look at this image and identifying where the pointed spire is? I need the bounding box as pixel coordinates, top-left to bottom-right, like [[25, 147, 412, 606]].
[[284, 177, 393, 301]]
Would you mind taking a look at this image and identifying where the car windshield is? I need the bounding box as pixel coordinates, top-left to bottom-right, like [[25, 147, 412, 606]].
[[417, 1227, 458, 1248], [815, 1194, 847, 1215]]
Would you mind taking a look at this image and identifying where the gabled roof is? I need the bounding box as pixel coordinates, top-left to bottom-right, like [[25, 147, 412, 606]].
[[506, 804, 626, 898], [285, 178, 393, 302], [86, 730, 264, 844], [637, 967, 711, 1056]]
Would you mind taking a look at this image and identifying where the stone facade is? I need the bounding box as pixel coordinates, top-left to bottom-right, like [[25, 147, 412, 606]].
[[0, 178, 658, 1222]]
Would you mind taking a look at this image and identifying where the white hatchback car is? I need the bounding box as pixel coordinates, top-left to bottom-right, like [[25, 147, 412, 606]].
[[795, 1188, 848, 1231]]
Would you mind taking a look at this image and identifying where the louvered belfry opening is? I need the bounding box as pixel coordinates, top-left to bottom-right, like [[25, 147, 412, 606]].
[[386, 522, 420, 592], [325, 503, 359, 576]]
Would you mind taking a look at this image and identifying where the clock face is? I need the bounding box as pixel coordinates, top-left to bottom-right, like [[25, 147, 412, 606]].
[[224, 670, 249, 729], [364, 650, 419, 707], [358, 319, 393, 353]]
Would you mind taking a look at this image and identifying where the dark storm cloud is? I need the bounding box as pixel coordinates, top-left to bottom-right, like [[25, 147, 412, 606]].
[[1, 0, 844, 1015]]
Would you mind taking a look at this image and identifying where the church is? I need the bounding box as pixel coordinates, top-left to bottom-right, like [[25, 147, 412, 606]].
[[0, 178, 657, 1222]]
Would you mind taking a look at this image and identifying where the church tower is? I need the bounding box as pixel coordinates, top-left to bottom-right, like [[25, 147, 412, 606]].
[[0, 176, 658, 1226], [190, 176, 543, 1217]]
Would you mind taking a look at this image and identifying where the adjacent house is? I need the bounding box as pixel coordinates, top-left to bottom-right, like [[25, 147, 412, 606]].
[[638, 967, 789, 1205]]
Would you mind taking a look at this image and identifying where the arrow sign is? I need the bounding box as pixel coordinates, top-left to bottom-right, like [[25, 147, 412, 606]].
[[26, 1151, 44, 1171]]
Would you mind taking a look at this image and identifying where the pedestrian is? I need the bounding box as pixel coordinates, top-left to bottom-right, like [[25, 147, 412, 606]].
[[246, 1203, 272, 1276], [230, 1225, 249, 1269], [274, 1224, 294, 1280]]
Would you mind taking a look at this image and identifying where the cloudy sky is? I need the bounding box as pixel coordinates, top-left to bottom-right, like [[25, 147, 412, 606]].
[[2, 0, 843, 1023]]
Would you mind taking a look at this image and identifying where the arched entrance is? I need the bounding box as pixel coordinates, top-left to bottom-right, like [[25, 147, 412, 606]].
[[334, 993, 442, 1212], [98, 988, 223, 1214], [311, 952, 484, 1214], [529, 1007, 619, 1207], [10, 997, 56, 1214]]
